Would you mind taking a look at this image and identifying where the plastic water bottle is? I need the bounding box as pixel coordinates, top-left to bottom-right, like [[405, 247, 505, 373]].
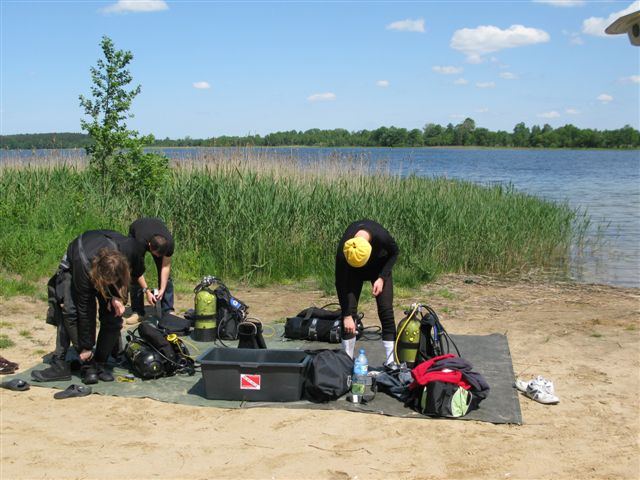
[[351, 348, 368, 403]]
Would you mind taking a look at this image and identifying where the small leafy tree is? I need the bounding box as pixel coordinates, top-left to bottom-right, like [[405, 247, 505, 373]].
[[79, 35, 168, 200]]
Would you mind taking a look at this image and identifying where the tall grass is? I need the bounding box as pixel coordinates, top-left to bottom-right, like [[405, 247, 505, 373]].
[[0, 152, 586, 293]]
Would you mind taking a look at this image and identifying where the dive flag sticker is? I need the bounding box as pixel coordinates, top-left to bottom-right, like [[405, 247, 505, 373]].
[[240, 374, 261, 390]]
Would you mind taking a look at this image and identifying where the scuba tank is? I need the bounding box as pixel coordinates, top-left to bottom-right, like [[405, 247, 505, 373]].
[[124, 338, 165, 379], [124, 326, 196, 379], [395, 303, 461, 368], [394, 303, 422, 367], [192, 275, 219, 342]]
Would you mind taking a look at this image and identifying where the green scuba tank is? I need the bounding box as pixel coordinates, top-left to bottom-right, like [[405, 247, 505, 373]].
[[192, 275, 218, 342], [124, 339, 165, 379], [395, 303, 422, 367]]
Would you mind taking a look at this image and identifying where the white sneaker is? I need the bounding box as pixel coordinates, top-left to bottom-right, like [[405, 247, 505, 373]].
[[516, 376, 555, 394], [516, 376, 559, 404], [125, 313, 142, 325]]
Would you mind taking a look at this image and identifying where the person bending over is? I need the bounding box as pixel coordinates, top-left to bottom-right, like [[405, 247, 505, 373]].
[[335, 219, 399, 364], [125, 217, 175, 324], [32, 230, 145, 384]]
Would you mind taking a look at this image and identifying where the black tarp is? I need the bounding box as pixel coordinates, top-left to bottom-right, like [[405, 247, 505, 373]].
[[12, 326, 521, 424]]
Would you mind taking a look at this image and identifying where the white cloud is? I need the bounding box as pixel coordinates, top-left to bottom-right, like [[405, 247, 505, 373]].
[[476, 108, 489, 113], [451, 24, 550, 63], [582, 1, 640, 37], [308, 92, 336, 102], [597, 93, 613, 103], [620, 75, 640, 84], [432, 65, 464, 75], [476, 81, 496, 88], [386, 18, 425, 33], [538, 111, 561, 118], [454, 78, 469, 85], [193, 81, 211, 89], [449, 114, 465, 119], [376, 80, 390, 87], [565, 108, 580, 114], [499, 72, 518, 80], [101, 0, 168, 14], [533, 0, 585, 7]]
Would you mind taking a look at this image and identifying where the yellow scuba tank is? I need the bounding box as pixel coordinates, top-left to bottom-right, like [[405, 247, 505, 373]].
[[192, 275, 218, 342], [394, 303, 423, 367]]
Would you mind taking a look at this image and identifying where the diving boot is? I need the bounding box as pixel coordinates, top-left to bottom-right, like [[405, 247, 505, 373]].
[[31, 357, 71, 382], [81, 364, 99, 385], [96, 364, 114, 382]]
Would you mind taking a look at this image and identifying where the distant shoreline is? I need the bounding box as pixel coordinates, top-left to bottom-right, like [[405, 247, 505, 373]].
[[2, 121, 639, 150]]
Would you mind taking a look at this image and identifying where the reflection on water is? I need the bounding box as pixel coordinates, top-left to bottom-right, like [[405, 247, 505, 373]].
[[2, 146, 639, 287]]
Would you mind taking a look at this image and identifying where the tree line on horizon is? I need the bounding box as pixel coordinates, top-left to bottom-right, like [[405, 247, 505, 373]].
[[2, 119, 639, 150]]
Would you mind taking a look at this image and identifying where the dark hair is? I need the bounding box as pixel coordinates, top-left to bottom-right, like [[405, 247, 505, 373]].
[[149, 235, 169, 256], [89, 248, 130, 301]]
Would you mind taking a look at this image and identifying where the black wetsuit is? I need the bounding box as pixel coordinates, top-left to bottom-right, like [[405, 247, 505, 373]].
[[335, 220, 399, 341], [64, 230, 144, 362], [128, 217, 175, 314]]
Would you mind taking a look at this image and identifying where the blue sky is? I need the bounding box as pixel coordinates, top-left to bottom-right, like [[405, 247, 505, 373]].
[[1, 0, 639, 139]]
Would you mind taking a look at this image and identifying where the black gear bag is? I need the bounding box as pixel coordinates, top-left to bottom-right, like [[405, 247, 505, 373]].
[[284, 303, 364, 343], [302, 349, 353, 402]]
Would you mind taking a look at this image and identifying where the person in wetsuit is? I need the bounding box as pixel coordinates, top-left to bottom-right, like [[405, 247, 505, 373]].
[[335, 219, 399, 364], [125, 217, 175, 324], [32, 230, 145, 384]]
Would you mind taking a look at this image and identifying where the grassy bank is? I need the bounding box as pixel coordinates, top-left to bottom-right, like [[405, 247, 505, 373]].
[[0, 152, 586, 295]]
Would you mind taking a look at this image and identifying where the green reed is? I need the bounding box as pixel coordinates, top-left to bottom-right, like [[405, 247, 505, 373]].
[[0, 154, 586, 293]]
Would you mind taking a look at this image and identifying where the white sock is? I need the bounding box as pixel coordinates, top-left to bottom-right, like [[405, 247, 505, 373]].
[[342, 337, 356, 359], [383, 340, 395, 365]]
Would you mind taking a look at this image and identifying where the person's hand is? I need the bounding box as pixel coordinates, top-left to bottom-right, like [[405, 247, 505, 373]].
[[372, 278, 385, 297], [79, 349, 93, 362], [146, 289, 158, 305], [111, 297, 126, 317], [155, 288, 165, 302], [343, 316, 356, 335]]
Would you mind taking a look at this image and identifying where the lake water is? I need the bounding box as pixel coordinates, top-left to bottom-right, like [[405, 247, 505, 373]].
[[3, 147, 639, 287]]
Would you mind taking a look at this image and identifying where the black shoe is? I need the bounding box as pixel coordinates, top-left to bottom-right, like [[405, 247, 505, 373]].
[[81, 365, 99, 385], [96, 364, 114, 382], [1, 378, 30, 391], [53, 384, 92, 400], [31, 358, 71, 382]]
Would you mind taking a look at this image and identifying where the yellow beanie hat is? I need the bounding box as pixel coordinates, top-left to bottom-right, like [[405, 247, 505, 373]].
[[343, 237, 372, 268]]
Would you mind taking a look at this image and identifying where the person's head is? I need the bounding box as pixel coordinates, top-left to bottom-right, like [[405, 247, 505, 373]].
[[148, 234, 169, 257], [89, 248, 130, 301], [343, 233, 372, 268]]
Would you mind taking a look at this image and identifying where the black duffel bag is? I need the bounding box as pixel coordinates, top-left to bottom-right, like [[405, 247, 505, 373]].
[[284, 303, 364, 343], [303, 349, 354, 402]]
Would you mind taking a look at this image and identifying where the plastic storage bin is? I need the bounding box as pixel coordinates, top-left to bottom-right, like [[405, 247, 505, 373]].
[[198, 347, 309, 402]]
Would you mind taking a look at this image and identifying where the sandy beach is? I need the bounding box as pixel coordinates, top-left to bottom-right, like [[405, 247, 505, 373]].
[[1, 274, 638, 479]]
